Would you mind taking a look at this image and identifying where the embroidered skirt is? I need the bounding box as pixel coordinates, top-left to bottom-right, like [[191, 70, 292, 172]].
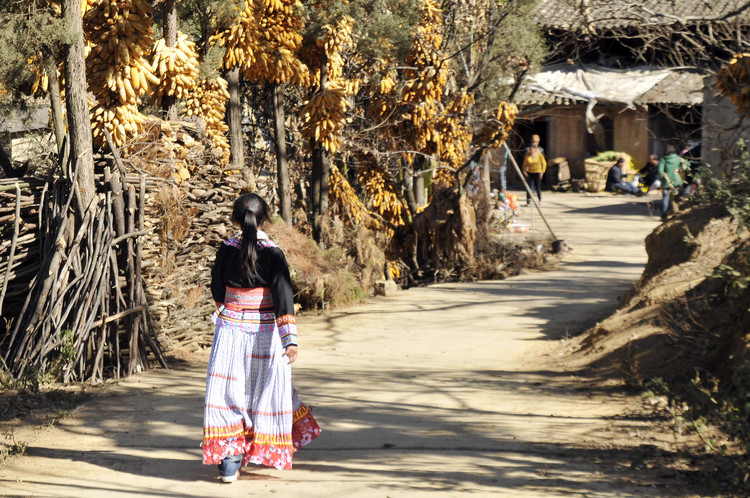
[[202, 287, 321, 470]]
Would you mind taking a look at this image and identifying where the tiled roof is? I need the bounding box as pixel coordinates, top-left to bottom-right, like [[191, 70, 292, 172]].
[[536, 0, 750, 30], [514, 63, 705, 107]]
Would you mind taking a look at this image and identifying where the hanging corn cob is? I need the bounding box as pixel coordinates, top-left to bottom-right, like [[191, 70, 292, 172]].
[[300, 82, 350, 155], [27, 56, 49, 95], [150, 32, 200, 105], [357, 165, 407, 230], [184, 76, 231, 166], [328, 166, 371, 227], [299, 15, 357, 155], [474, 101, 518, 148], [717, 53, 750, 115], [84, 0, 157, 147]]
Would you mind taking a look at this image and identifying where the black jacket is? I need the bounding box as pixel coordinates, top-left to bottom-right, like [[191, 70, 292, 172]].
[[210, 234, 296, 321]]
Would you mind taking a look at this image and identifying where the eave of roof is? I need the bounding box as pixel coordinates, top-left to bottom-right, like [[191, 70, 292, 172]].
[[536, 0, 750, 30]]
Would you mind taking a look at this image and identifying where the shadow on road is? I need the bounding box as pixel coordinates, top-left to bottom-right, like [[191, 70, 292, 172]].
[[562, 200, 658, 218], [8, 364, 716, 496], [316, 273, 635, 344]]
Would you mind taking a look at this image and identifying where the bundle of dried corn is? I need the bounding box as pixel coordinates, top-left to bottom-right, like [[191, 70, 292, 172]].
[[299, 15, 357, 155], [474, 102, 518, 148], [328, 165, 374, 228], [84, 0, 158, 147], [718, 53, 750, 115], [300, 83, 350, 155], [184, 77, 231, 166], [357, 165, 407, 232], [151, 32, 199, 105], [210, 0, 309, 86]]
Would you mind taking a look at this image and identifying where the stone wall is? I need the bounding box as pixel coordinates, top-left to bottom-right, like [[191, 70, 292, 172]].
[[702, 76, 750, 176]]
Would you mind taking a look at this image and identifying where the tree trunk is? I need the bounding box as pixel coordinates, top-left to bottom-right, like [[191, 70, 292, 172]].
[[407, 156, 428, 217], [62, 0, 95, 207], [43, 56, 66, 156], [320, 149, 329, 214], [404, 161, 418, 219], [482, 150, 491, 197], [310, 55, 330, 240], [319, 58, 330, 217], [272, 84, 292, 224], [162, 0, 178, 120], [0, 144, 15, 177], [226, 67, 244, 172], [415, 168, 426, 207], [311, 144, 322, 218]]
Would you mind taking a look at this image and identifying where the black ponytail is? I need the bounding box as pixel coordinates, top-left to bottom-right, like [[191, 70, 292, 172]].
[[231, 193, 269, 279]]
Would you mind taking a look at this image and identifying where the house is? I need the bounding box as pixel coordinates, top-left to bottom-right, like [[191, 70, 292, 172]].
[[497, 0, 750, 185], [511, 63, 704, 179]]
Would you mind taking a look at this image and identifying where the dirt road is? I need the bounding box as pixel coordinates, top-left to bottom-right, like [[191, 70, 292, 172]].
[[1, 191, 700, 497]]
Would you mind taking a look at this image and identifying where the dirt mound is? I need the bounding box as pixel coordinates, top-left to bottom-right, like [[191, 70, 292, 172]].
[[561, 201, 750, 492], [567, 203, 747, 383]]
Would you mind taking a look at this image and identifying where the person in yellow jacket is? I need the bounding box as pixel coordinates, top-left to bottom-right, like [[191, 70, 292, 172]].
[[522, 137, 547, 206]]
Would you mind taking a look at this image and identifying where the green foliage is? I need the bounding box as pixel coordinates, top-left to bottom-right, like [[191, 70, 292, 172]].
[[469, 0, 547, 102], [712, 262, 750, 300], [346, 0, 421, 61], [0, 2, 67, 106], [12, 367, 54, 392], [1, 430, 27, 462], [59, 329, 75, 362], [171, 0, 244, 40], [699, 140, 750, 304], [199, 44, 226, 79], [677, 142, 750, 486], [591, 150, 619, 162]]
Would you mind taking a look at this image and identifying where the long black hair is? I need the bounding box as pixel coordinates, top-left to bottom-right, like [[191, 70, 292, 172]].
[[231, 193, 269, 279]]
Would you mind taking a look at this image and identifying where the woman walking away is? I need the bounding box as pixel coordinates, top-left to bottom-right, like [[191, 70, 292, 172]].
[[203, 193, 321, 483], [522, 136, 547, 206]]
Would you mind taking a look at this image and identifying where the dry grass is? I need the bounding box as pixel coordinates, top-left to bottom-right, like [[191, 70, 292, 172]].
[[266, 218, 375, 311]]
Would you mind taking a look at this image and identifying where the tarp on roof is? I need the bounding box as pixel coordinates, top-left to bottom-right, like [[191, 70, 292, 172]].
[[514, 63, 705, 107]]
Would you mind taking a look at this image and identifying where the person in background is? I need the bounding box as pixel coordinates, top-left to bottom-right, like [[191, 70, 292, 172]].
[[658, 145, 689, 220], [527, 134, 545, 155], [637, 155, 661, 192], [605, 157, 641, 195], [522, 138, 546, 205]]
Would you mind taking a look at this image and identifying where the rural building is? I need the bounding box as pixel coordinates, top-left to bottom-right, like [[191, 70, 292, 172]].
[[511, 63, 704, 179], [494, 0, 749, 187], [0, 103, 51, 176]]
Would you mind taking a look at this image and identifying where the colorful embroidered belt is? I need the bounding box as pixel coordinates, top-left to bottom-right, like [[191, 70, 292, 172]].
[[213, 287, 298, 347], [225, 286, 274, 310]]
